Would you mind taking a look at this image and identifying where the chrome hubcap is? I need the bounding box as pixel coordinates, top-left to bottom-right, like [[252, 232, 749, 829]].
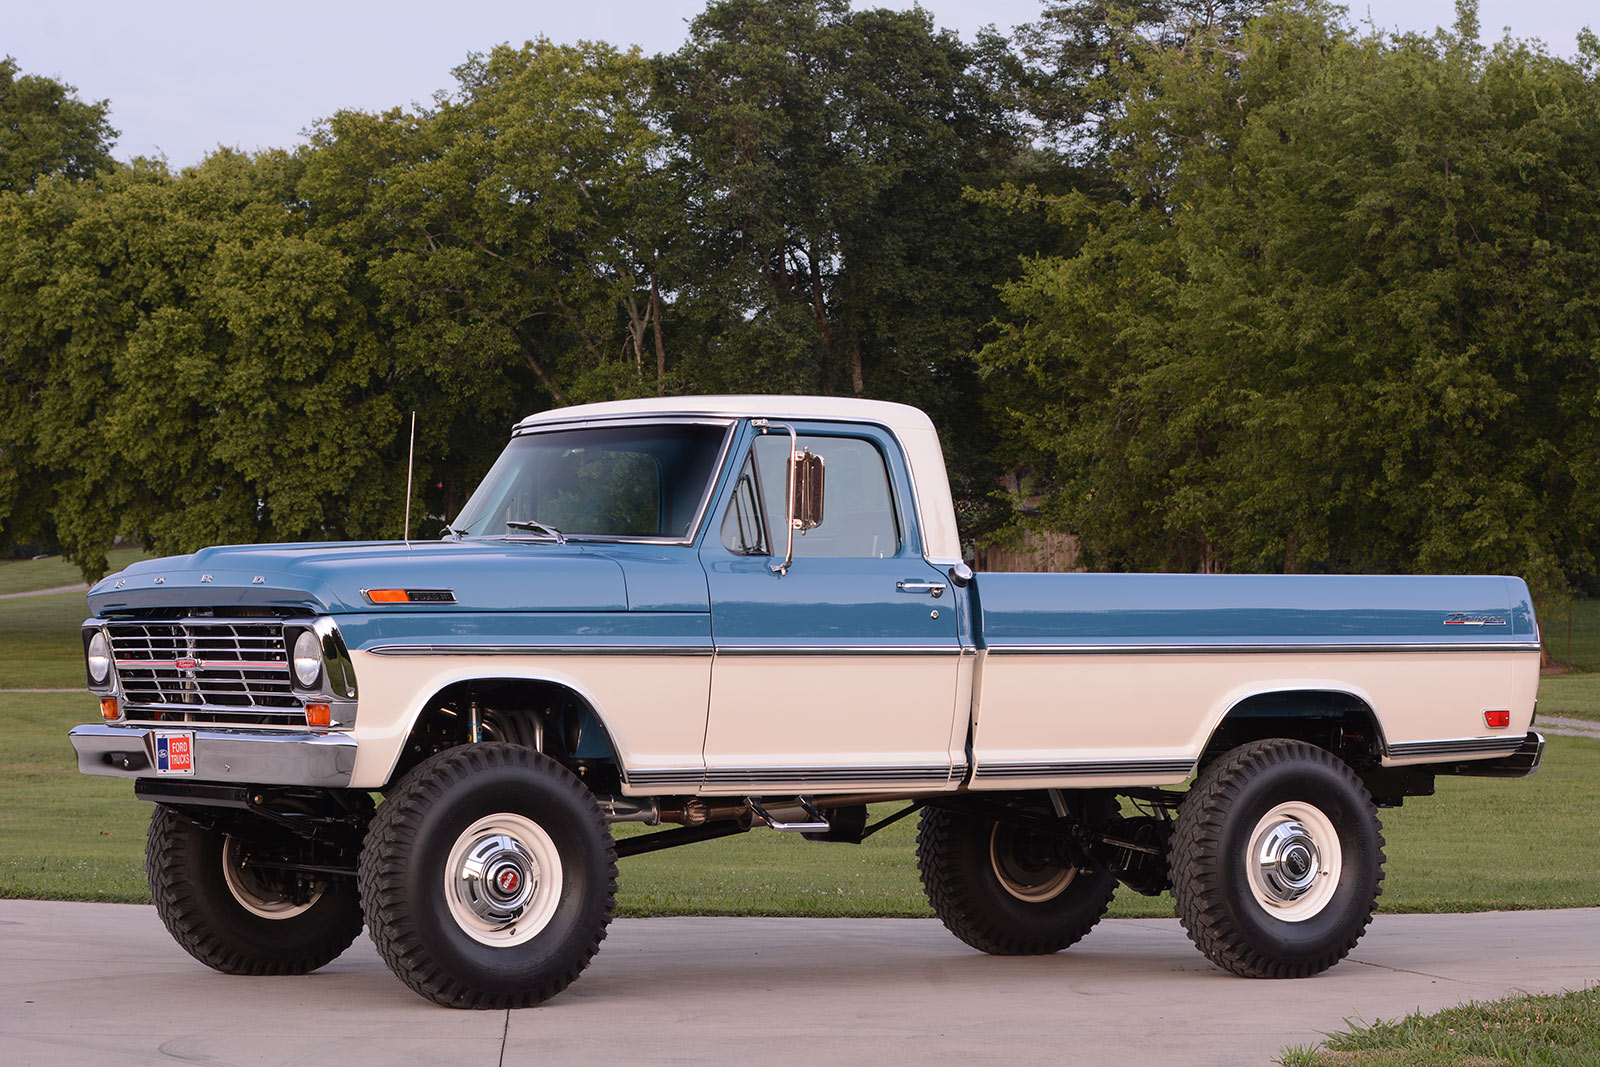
[[455, 833, 539, 927], [1245, 802, 1341, 922], [1254, 821, 1320, 904], [444, 814, 563, 947]]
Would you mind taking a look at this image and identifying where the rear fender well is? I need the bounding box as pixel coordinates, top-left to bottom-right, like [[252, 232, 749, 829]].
[[1200, 688, 1389, 770]]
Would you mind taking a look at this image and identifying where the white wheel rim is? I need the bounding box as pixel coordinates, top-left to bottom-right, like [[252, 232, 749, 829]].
[[444, 813, 563, 947], [221, 836, 321, 920], [1245, 801, 1341, 922], [989, 825, 1078, 902]]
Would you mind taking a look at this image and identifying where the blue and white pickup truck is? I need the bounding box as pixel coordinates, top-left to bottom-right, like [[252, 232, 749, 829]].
[[71, 396, 1545, 1008]]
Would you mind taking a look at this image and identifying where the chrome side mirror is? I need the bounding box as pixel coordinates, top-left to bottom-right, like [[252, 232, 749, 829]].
[[753, 419, 824, 576], [792, 450, 825, 534]]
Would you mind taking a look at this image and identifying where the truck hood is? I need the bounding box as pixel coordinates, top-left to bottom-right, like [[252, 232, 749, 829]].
[[86, 539, 629, 616]]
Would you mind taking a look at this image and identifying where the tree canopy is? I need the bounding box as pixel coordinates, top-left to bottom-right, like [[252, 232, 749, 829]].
[[0, 56, 117, 193], [976, 4, 1600, 595], [2, 0, 1599, 605]]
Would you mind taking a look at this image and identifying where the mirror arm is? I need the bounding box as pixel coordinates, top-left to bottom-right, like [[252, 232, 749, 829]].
[[752, 419, 800, 576]]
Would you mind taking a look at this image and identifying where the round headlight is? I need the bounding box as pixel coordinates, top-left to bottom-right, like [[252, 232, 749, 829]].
[[86, 631, 112, 685], [292, 630, 323, 688]]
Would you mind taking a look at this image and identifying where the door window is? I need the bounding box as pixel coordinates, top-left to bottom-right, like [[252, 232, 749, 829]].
[[720, 434, 900, 559]]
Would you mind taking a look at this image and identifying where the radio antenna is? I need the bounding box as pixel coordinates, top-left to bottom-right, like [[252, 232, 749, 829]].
[[403, 411, 416, 546]]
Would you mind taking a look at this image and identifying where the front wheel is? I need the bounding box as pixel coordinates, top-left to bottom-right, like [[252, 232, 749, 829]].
[[916, 801, 1117, 955], [147, 804, 365, 975], [1170, 739, 1385, 978], [358, 744, 617, 1009]]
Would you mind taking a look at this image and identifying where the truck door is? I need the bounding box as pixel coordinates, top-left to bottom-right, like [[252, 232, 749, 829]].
[[698, 423, 965, 793]]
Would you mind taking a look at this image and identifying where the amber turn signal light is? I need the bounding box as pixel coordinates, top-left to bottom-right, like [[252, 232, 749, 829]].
[[363, 587, 457, 604], [1484, 709, 1511, 729], [100, 697, 119, 722], [306, 702, 332, 728]]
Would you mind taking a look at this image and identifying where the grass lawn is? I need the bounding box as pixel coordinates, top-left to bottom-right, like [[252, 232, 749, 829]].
[[0, 593, 97, 689], [6, 690, 1599, 917], [0, 548, 148, 595], [1536, 673, 1600, 723], [1278, 987, 1600, 1066], [1541, 596, 1600, 673]]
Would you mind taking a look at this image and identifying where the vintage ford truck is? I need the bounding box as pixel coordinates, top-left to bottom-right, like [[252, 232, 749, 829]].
[[71, 396, 1545, 1008]]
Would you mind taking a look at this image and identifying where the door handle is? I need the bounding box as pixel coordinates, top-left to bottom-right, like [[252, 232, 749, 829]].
[[896, 579, 946, 599]]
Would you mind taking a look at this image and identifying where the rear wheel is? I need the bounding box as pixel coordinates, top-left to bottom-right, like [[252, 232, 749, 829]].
[[916, 801, 1116, 955], [146, 803, 365, 975], [358, 743, 616, 1009], [1170, 739, 1385, 978]]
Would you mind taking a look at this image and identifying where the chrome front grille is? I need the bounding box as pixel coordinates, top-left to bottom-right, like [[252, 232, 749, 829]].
[[108, 619, 305, 726]]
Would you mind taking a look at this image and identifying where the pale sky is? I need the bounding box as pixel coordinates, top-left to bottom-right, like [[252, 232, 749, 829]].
[[4, 0, 1592, 169]]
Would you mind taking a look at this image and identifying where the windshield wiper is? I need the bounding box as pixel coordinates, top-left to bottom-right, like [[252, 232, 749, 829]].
[[505, 520, 567, 544], [442, 525, 466, 542]]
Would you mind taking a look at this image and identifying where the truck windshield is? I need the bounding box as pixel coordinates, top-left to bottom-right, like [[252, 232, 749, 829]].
[[450, 422, 730, 541]]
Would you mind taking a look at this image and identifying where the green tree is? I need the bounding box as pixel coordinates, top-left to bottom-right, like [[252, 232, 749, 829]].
[[1010, 0, 1264, 163], [0, 57, 120, 556], [0, 56, 117, 193], [0, 152, 401, 579], [657, 0, 1058, 535], [298, 39, 673, 518], [979, 3, 1600, 591]]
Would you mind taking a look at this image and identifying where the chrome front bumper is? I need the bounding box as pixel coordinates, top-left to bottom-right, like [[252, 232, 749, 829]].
[[69, 723, 356, 787]]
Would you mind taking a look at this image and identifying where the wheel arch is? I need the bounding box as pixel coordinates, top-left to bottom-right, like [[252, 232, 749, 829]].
[[384, 672, 626, 790], [1198, 687, 1389, 773]]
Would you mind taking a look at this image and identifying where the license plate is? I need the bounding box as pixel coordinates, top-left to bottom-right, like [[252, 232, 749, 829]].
[[153, 731, 195, 775]]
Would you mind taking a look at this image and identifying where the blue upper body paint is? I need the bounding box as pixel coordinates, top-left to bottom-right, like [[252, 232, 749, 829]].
[[974, 572, 1537, 649]]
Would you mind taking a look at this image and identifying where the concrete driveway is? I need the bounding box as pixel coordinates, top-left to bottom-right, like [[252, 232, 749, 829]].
[[3, 900, 1596, 1066]]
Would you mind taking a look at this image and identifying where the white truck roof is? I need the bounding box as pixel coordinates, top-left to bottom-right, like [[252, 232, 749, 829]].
[[515, 396, 963, 565]]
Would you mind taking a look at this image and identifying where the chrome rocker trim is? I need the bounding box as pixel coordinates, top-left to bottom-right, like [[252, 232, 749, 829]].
[[624, 764, 959, 791], [69, 724, 356, 787], [973, 758, 1196, 780], [1386, 735, 1528, 761]]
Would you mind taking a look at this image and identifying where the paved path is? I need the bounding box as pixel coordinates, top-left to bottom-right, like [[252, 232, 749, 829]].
[[2, 901, 1596, 1066], [1541, 715, 1600, 739]]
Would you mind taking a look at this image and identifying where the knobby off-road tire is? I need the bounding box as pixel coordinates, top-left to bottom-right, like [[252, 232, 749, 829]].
[[358, 743, 617, 1009], [146, 804, 365, 975], [916, 803, 1116, 955], [1170, 739, 1385, 979]]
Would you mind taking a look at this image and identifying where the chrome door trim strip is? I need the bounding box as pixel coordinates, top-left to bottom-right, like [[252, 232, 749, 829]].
[[702, 765, 955, 787], [984, 641, 1544, 655], [366, 644, 714, 657], [624, 764, 957, 790], [622, 767, 706, 789], [365, 644, 966, 657], [712, 646, 964, 657], [973, 758, 1196, 780]]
